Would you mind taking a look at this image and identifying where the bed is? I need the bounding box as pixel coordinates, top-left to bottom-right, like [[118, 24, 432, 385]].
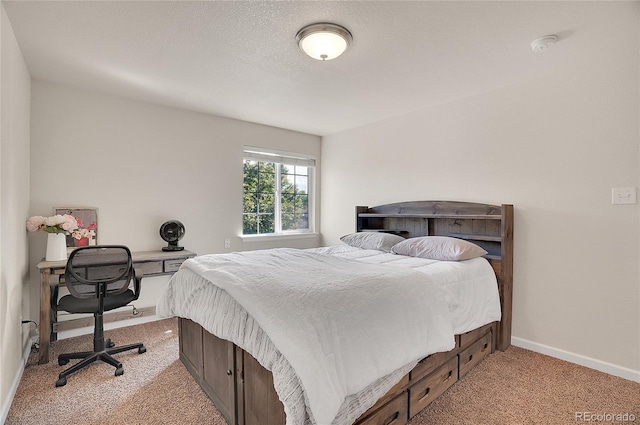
[[157, 201, 514, 425]]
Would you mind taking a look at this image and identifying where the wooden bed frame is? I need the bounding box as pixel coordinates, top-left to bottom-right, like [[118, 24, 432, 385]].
[[178, 201, 514, 425]]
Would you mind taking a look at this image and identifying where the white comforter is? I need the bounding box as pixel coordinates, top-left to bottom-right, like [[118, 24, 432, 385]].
[[158, 246, 501, 425], [309, 245, 502, 335]]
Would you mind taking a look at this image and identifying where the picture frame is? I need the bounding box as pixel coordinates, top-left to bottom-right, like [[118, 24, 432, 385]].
[[53, 207, 98, 249]]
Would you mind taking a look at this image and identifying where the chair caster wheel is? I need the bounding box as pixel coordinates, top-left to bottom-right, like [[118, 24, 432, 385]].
[[58, 358, 69, 366], [106, 339, 115, 348], [138, 346, 146, 354], [55, 377, 67, 387], [115, 367, 124, 377]]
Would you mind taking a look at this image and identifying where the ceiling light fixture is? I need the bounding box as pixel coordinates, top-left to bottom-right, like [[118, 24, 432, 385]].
[[531, 35, 558, 52], [296, 23, 353, 61]]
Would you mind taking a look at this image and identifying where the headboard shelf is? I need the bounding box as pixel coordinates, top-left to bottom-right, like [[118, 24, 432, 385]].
[[356, 200, 514, 351], [447, 233, 502, 242], [357, 213, 502, 220], [362, 229, 409, 235]]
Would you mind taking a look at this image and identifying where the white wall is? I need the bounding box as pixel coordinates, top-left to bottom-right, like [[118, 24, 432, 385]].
[[321, 31, 640, 376], [29, 81, 321, 327], [0, 4, 31, 421]]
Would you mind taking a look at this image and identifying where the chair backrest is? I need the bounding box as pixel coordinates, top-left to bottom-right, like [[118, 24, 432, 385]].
[[65, 245, 134, 300]]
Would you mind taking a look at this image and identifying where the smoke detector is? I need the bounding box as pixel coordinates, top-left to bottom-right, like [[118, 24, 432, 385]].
[[531, 35, 558, 52]]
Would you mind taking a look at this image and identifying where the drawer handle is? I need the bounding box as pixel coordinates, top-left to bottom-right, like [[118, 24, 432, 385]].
[[418, 386, 431, 401], [444, 370, 453, 381], [383, 411, 400, 425], [482, 342, 488, 352], [226, 369, 232, 376], [465, 354, 473, 364]]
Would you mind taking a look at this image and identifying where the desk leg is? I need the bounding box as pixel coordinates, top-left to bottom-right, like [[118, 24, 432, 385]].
[[50, 282, 58, 342], [39, 269, 51, 364]]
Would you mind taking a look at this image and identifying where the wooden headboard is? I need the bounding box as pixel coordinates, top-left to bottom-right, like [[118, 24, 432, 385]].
[[356, 200, 514, 351]]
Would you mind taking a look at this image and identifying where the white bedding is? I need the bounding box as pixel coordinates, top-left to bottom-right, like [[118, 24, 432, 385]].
[[308, 246, 501, 335], [157, 246, 500, 425]]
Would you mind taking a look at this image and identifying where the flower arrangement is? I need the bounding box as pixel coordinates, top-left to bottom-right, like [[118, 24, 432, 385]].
[[26, 214, 78, 234], [71, 218, 97, 242]]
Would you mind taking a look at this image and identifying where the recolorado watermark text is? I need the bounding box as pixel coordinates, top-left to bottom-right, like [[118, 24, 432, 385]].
[[575, 412, 636, 422]]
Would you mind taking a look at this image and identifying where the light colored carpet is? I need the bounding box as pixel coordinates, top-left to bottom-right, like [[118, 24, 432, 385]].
[[408, 345, 640, 425], [6, 318, 640, 424], [7, 318, 225, 425]]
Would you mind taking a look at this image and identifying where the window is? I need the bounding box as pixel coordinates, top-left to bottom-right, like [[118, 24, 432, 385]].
[[243, 147, 315, 236]]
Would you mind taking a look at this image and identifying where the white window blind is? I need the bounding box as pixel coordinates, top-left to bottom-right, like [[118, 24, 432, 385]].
[[243, 148, 315, 167]]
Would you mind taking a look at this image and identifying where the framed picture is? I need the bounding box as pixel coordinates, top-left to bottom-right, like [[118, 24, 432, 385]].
[[53, 207, 98, 248]]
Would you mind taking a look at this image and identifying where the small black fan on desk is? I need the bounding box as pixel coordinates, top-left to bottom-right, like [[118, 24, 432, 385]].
[[159, 220, 185, 251]]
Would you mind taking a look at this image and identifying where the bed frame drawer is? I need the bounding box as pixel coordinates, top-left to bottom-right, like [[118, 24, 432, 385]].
[[459, 331, 492, 378], [356, 392, 408, 425], [410, 337, 459, 382], [459, 323, 493, 349], [357, 373, 409, 422], [408, 356, 458, 418]]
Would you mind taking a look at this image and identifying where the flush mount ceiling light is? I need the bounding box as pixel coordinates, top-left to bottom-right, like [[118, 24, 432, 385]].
[[531, 35, 558, 52], [296, 23, 353, 61]]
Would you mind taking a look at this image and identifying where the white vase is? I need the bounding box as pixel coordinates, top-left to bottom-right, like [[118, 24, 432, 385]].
[[46, 233, 67, 261]]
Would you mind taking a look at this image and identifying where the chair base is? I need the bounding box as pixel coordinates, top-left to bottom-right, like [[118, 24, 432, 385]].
[[55, 340, 146, 387]]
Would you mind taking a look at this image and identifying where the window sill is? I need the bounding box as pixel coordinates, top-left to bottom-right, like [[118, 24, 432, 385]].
[[241, 233, 319, 243]]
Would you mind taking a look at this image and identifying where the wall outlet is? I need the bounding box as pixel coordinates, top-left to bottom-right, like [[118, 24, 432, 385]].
[[611, 187, 637, 205], [224, 238, 231, 249]]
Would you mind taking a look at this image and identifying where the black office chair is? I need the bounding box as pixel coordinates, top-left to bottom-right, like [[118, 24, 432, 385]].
[[55, 245, 146, 387]]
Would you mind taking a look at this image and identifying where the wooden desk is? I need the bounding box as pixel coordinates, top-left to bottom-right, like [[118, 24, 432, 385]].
[[36, 249, 196, 364]]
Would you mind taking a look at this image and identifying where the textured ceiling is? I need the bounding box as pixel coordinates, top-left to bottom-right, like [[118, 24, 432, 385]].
[[3, 1, 637, 136]]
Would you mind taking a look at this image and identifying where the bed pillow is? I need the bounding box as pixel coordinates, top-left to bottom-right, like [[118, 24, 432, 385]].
[[340, 232, 406, 253], [391, 236, 487, 261]]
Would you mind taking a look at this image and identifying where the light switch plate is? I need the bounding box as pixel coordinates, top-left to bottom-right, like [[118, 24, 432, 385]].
[[612, 187, 637, 204]]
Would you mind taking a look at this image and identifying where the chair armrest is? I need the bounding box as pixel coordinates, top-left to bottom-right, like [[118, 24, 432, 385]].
[[133, 267, 144, 299]]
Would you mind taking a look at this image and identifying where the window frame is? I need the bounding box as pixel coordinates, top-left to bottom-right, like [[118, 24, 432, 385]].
[[242, 147, 316, 238]]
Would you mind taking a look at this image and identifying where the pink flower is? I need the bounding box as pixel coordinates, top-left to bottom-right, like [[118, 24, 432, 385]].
[[26, 216, 46, 232], [61, 215, 78, 231], [72, 228, 91, 239]]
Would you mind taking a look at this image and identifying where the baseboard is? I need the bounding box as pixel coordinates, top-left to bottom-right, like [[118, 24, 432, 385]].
[[1, 335, 37, 425], [511, 337, 640, 383]]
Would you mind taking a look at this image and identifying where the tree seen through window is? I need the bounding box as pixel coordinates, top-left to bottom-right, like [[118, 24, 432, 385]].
[[243, 160, 309, 235]]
